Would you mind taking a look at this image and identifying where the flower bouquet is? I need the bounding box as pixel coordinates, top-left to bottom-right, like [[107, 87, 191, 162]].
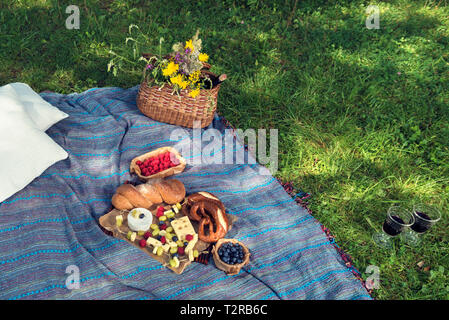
[[136, 30, 226, 128]]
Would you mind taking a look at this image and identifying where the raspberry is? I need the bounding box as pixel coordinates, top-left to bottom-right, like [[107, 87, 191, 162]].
[[185, 234, 193, 241], [156, 211, 164, 218], [178, 247, 185, 255], [143, 232, 151, 239], [160, 236, 166, 244], [139, 239, 146, 248]]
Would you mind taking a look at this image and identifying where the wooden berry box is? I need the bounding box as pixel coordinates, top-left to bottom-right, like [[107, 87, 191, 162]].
[[212, 238, 250, 275], [130, 146, 186, 181]]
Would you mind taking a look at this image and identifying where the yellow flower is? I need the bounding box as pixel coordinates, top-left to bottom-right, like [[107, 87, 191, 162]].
[[198, 53, 209, 62], [188, 70, 200, 84], [170, 74, 190, 90], [179, 79, 190, 89], [162, 61, 179, 77], [189, 87, 200, 98], [170, 74, 183, 86], [185, 39, 194, 52]]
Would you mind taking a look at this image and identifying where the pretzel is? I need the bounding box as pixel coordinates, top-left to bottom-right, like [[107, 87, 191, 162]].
[[183, 192, 229, 243]]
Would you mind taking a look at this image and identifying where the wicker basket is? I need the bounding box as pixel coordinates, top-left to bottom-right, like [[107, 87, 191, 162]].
[[136, 56, 224, 128]]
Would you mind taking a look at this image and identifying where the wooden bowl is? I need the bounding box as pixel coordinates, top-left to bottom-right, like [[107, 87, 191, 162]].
[[212, 238, 250, 275], [130, 146, 186, 181]]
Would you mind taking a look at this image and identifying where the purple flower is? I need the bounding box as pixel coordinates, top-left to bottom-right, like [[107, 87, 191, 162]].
[[174, 53, 183, 63], [146, 64, 154, 70], [185, 48, 191, 54]]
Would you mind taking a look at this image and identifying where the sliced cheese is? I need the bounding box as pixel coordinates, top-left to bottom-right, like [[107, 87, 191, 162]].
[[146, 237, 162, 248], [188, 249, 194, 261], [171, 216, 196, 240], [173, 256, 180, 268], [185, 234, 198, 253]]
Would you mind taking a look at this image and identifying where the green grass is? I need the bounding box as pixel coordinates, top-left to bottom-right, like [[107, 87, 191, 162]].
[[1, 0, 448, 299]]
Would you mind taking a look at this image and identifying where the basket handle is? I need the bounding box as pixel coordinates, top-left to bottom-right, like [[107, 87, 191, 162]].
[[201, 62, 211, 70]]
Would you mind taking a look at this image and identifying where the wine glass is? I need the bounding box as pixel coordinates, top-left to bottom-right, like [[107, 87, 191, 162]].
[[372, 206, 415, 249], [401, 203, 441, 246]]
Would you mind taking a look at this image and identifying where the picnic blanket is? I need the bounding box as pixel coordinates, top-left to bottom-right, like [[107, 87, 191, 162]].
[[0, 86, 371, 300]]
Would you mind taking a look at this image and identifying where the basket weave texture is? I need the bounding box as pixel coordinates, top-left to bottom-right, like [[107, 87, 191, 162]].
[[136, 67, 221, 128]]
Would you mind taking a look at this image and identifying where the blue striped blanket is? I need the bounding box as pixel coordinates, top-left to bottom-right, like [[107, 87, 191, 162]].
[[0, 86, 371, 300]]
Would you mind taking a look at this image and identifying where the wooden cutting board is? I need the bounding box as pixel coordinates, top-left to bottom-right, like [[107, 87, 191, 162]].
[[99, 205, 236, 274]]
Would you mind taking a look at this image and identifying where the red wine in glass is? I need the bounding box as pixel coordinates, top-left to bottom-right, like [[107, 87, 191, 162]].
[[410, 211, 432, 233], [383, 215, 405, 236], [373, 206, 414, 249]]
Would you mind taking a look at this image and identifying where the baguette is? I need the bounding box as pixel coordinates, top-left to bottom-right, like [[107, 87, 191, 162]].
[[111, 179, 186, 210]]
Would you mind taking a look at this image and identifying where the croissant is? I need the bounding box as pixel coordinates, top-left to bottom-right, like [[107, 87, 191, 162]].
[[111, 179, 186, 210]]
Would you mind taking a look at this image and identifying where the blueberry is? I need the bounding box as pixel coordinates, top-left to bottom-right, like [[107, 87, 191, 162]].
[[139, 213, 145, 219], [172, 236, 178, 242], [184, 241, 189, 246], [172, 253, 178, 258]]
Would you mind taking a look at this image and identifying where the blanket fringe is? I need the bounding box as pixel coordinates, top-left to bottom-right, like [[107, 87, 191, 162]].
[[217, 113, 372, 298]]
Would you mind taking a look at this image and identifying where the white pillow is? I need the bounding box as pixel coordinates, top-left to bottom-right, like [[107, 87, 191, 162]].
[[0, 82, 68, 131], [0, 89, 68, 203]]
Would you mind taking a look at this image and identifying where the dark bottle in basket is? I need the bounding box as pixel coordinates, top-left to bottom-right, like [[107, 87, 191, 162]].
[[203, 74, 227, 89]]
